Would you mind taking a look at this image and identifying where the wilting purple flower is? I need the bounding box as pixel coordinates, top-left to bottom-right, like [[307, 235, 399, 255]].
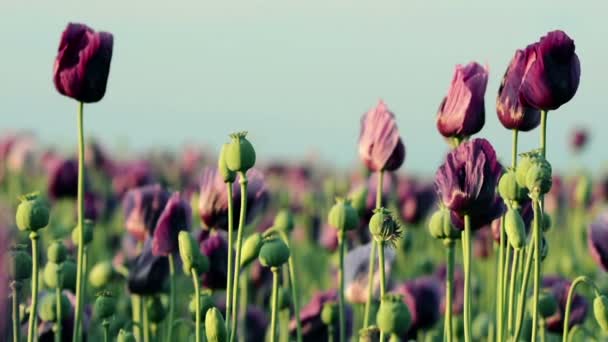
[[394, 276, 442, 337], [436, 264, 464, 315], [520, 30, 581, 111], [152, 192, 191, 256], [198, 230, 228, 289], [112, 161, 154, 198], [128, 239, 169, 295], [358, 100, 405, 172], [437, 62, 488, 138], [435, 139, 504, 230], [289, 289, 352, 341], [47, 158, 79, 200], [588, 211, 608, 272], [542, 276, 588, 333], [344, 242, 395, 304], [570, 128, 589, 152], [497, 49, 541, 131], [397, 177, 436, 225], [53, 23, 113, 103], [123, 184, 170, 241], [199, 168, 269, 231]]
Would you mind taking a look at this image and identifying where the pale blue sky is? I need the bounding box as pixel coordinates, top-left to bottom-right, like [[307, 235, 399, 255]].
[[1, 1, 606, 173]]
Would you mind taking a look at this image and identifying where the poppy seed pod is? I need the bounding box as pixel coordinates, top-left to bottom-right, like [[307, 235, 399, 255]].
[[178, 231, 209, 275], [117, 330, 136, 342], [515, 150, 542, 189], [16, 192, 49, 232], [205, 307, 228, 342], [376, 293, 411, 335], [358, 326, 380, 342], [61, 260, 77, 291], [218, 143, 236, 183], [526, 160, 552, 196], [428, 207, 460, 241], [89, 261, 114, 288], [273, 209, 295, 232], [43, 262, 61, 289], [258, 238, 290, 268], [225, 132, 256, 173], [189, 292, 214, 320], [278, 287, 292, 311], [72, 219, 94, 246], [505, 207, 526, 249], [47, 241, 67, 264], [95, 292, 116, 320], [328, 198, 359, 233], [39, 292, 70, 322], [321, 301, 338, 325], [537, 290, 558, 318], [369, 208, 402, 245], [498, 169, 526, 202], [593, 295, 608, 332], [9, 248, 32, 281], [349, 186, 368, 218], [240, 233, 263, 268]]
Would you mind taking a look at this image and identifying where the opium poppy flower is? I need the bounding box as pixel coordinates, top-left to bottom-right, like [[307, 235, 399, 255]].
[[47, 158, 79, 200], [123, 184, 170, 241], [112, 161, 154, 198], [588, 211, 608, 272], [198, 230, 229, 289], [358, 100, 405, 172], [128, 239, 169, 295], [152, 192, 191, 256], [394, 276, 442, 338]]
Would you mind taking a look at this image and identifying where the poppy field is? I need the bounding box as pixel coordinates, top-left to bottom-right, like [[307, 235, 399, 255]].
[[1, 19, 608, 342]]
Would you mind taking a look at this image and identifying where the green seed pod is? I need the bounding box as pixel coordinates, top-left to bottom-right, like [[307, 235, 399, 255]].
[[515, 150, 542, 189], [225, 132, 256, 173], [218, 143, 236, 183], [504, 207, 526, 249], [472, 313, 491, 340], [538, 290, 558, 318], [205, 307, 228, 342], [328, 198, 359, 232], [9, 248, 32, 281], [38, 292, 70, 322], [15, 192, 49, 232], [498, 169, 526, 201], [179, 231, 209, 275], [525, 159, 552, 195], [376, 293, 411, 336], [273, 209, 295, 232], [358, 326, 380, 342], [240, 233, 264, 268], [89, 261, 114, 288], [278, 287, 292, 311], [258, 237, 290, 268], [95, 292, 116, 320], [428, 207, 460, 241], [321, 301, 338, 325], [369, 208, 402, 245], [47, 241, 67, 264], [594, 295, 608, 331], [189, 292, 215, 321], [117, 330, 136, 342], [146, 295, 167, 324], [71, 220, 94, 246], [61, 260, 77, 292], [573, 173, 593, 208], [43, 262, 61, 289], [349, 187, 368, 218]]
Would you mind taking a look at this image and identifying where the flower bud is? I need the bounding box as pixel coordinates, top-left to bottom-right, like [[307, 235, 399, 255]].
[[9, 247, 32, 281], [146, 295, 167, 323], [71, 219, 94, 246], [573, 173, 592, 208], [498, 169, 526, 201], [525, 160, 552, 195], [472, 313, 491, 340], [504, 207, 526, 249], [369, 208, 402, 245], [428, 207, 460, 241], [240, 233, 263, 268], [218, 143, 236, 183], [38, 292, 70, 322], [349, 187, 368, 218], [225, 132, 256, 173], [47, 241, 67, 264], [538, 290, 558, 318], [321, 301, 338, 325], [15, 192, 49, 232], [189, 291, 214, 321], [178, 231, 209, 275], [61, 260, 77, 291], [89, 261, 114, 288], [278, 287, 292, 311], [376, 293, 411, 335], [258, 238, 290, 268], [328, 198, 359, 232], [95, 292, 116, 320], [358, 326, 380, 342], [205, 307, 228, 342], [594, 295, 608, 332], [515, 150, 542, 189], [117, 330, 136, 342], [43, 262, 61, 289], [273, 209, 295, 232]]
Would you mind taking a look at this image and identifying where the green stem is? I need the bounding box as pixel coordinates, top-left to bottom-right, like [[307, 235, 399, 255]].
[[55, 275, 63, 342], [192, 269, 201, 342], [143, 297, 150, 342], [462, 215, 472, 342], [27, 232, 39, 342], [531, 198, 542, 342], [378, 241, 386, 342], [226, 182, 234, 331], [230, 174, 248, 342], [496, 221, 505, 342], [512, 129, 519, 168], [562, 276, 601, 342], [363, 170, 384, 328], [73, 101, 86, 342], [540, 110, 548, 158], [12, 282, 20, 342], [445, 240, 455, 342], [540, 319, 546, 342], [167, 254, 176, 342], [507, 249, 519, 334], [270, 268, 280, 342], [103, 321, 110, 342], [512, 243, 534, 341], [131, 295, 142, 342], [239, 273, 248, 342], [338, 232, 346, 342], [327, 325, 334, 342]]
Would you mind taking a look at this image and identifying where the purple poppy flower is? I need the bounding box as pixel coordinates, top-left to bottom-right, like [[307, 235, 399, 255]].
[[112, 160, 154, 198], [198, 230, 229, 289], [358, 100, 406, 172], [570, 127, 588, 152], [588, 211, 608, 272], [53, 23, 113, 103], [520, 30, 581, 111], [198, 168, 270, 231], [435, 138, 504, 230], [542, 276, 588, 333], [437, 62, 488, 138], [497, 49, 541, 131], [344, 242, 395, 304], [152, 192, 191, 256], [47, 158, 79, 200], [123, 184, 170, 242], [397, 177, 436, 225], [289, 289, 353, 341], [394, 276, 442, 337], [128, 239, 169, 295]]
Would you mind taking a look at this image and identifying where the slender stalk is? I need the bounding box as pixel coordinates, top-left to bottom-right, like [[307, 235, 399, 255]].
[[512, 243, 534, 341], [378, 241, 387, 342], [540, 111, 548, 158], [230, 174, 248, 342], [270, 268, 280, 342], [327, 325, 334, 342], [12, 282, 20, 342], [562, 276, 601, 342], [507, 249, 519, 333], [531, 198, 542, 342], [444, 240, 455, 342], [73, 101, 86, 342], [511, 129, 519, 168], [462, 215, 472, 342], [167, 254, 176, 342], [239, 273, 248, 342], [363, 170, 384, 328], [143, 297, 150, 342], [103, 321, 110, 342], [225, 183, 234, 331], [338, 232, 346, 342], [55, 278, 63, 342], [496, 221, 505, 342], [131, 295, 142, 342], [192, 269, 201, 342], [503, 244, 512, 330], [27, 232, 40, 342], [539, 319, 546, 342]]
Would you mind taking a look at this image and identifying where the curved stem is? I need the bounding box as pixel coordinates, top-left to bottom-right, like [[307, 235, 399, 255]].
[[363, 170, 384, 328], [445, 241, 455, 342], [531, 198, 542, 342], [27, 232, 39, 342], [12, 282, 20, 342], [270, 268, 280, 342], [507, 249, 519, 334], [167, 254, 176, 342], [338, 232, 346, 342], [230, 174, 248, 342], [225, 182, 234, 331], [192, 269, 201, 342], [462, 215, 472, 342], [562, 276, 601, 342], [73, 101, 85, 342]]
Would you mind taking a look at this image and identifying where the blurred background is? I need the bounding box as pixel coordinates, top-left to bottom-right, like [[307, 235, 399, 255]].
[[1, 0, 606, 173]]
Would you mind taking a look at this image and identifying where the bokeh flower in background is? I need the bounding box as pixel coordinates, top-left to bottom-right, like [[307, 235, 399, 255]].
[[358, 100, 405, 172], [123, 184, 170, 242]]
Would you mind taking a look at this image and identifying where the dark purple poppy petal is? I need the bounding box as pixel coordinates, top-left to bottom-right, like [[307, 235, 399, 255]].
[[152, 192, 191, 256]]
